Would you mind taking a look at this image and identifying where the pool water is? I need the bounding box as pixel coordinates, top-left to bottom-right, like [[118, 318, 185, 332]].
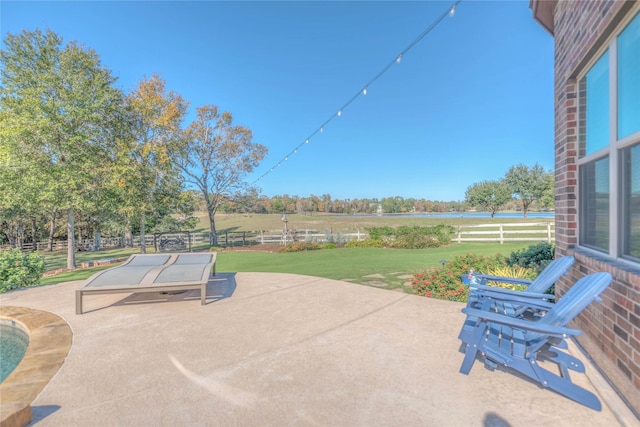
[[0, 322, 29, 383]]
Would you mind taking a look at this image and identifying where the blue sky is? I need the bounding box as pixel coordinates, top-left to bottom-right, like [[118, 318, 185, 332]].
[[1, 0, 554, 201]]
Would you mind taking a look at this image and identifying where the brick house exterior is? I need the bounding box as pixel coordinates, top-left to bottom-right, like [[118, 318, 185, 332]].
[[531, 0, 640, 415]]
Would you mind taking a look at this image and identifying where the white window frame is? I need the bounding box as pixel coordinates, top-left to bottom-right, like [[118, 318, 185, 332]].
[[577, 6, 640, 263]]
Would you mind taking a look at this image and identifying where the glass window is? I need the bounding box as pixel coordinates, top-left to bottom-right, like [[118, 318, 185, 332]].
[[622, 144, 640, 260], [584, 51, 610, 156], [618, 13, 640, 140], [580, 157, 610, 251], [578, 11, 640, 260]]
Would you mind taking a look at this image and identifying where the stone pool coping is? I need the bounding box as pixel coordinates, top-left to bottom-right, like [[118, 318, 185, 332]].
[[0, 306, 72, 427]]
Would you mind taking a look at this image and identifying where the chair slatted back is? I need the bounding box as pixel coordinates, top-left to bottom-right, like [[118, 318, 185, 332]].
[[526, 256, 575, 294], [526, 272, 612, 343]]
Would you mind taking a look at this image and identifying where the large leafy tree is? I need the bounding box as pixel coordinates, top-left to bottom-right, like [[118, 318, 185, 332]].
[[1, 29, 124, 268], [465, 180, 512, 217], [171, 105, 267, 246], [119, 73, 187, 253], [504, 163, 554, 218]]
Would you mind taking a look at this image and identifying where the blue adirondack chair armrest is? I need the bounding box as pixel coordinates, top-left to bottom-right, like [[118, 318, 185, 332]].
[[461, 308, 583, 338], [470, 290, 556, 312], [473, 274, 534, 287], [471, 284, 556, 301]]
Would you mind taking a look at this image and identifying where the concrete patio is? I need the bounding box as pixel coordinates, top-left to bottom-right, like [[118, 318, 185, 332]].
[[1, 272, 637, 426]]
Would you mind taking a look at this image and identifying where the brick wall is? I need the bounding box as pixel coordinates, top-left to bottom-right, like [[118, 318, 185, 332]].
[[551, 0, 640, 414]]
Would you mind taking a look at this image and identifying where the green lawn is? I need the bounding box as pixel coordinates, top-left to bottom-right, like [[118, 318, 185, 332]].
[[37, 242, 530, 291], [216, 242, 529, 292]]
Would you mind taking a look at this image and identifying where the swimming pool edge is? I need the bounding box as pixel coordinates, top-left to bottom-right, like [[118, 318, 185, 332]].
[[0, 306, 72, 427]]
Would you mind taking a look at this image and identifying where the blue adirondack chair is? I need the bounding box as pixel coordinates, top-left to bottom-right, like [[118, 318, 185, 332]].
[[458, 256, 575, 345], [463, 255, 575, 316], [458, 272, 612, 410]]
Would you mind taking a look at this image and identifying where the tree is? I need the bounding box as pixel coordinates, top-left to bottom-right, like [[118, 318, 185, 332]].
[[172, 105, 267, 246], [119, 74, 188, 253], [504, 163, 554, 218], [1, 29, 124, 268], [538, 172, 556, 211], [465, 180, 512, 217]]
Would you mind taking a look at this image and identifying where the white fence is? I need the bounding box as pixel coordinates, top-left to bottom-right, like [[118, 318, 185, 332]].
[[3, 222, 554, 252], [454, 222, 555, 244]]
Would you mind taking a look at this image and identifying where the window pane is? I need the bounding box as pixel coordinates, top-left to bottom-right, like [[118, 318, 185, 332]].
[[622, 144, 640, 259], [580, 157, 610, 251], [583, 51, 610, 156], [618, 12, 640, 140]]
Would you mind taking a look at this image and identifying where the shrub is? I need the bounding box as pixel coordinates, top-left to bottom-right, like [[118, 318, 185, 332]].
[[323, 230, 348, 245], [367, 227, 395, 240], [278, 241, 321, 253], [506, 242, 555, 273], [0, 249, 45, 293], [444, 252, 507, 276], [389, 234, 438, 249], [344, 239, 384, 248], [319, 243, 337, 250], [364, 225, 455, 249], [411, 253, 507, 302], [411, 269, 469, 302]]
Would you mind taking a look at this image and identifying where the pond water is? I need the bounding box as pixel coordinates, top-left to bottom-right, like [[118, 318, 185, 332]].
[[351, 212, 555, 219], [0, 321, 29, 383]]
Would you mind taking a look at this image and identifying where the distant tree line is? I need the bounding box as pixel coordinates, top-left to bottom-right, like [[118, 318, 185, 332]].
[[217, 193, 467, 215], [217, 163, 555, 217]]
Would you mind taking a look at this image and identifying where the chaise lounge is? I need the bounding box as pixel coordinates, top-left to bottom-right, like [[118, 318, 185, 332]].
[[75, 252, 216, 314]]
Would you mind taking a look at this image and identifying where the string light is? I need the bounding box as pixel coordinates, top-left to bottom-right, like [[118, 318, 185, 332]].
[[252, 1, 461, 185]]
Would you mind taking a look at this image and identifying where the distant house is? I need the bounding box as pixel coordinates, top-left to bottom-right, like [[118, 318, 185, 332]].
[[530, 0, 640, 414]]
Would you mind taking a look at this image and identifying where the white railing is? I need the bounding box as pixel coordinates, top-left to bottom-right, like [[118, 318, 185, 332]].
[[454, 222, 555, 244], [2, 223, 555, 251]]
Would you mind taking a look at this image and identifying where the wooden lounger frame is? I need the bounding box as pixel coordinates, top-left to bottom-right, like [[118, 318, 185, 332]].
[[75, 253, 216, 314]]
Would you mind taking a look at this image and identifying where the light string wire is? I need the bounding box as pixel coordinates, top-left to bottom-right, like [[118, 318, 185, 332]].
[[252, 1, 461, 185]]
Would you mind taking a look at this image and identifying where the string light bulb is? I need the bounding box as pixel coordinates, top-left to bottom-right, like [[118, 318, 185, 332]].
[[396, 54, 402, 63], [337, 109, 342, 117], [320, 127, 324, 133], [363, 86, 367, 95], [449, 4, 456, 17], [305, 139, 309, 144]]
